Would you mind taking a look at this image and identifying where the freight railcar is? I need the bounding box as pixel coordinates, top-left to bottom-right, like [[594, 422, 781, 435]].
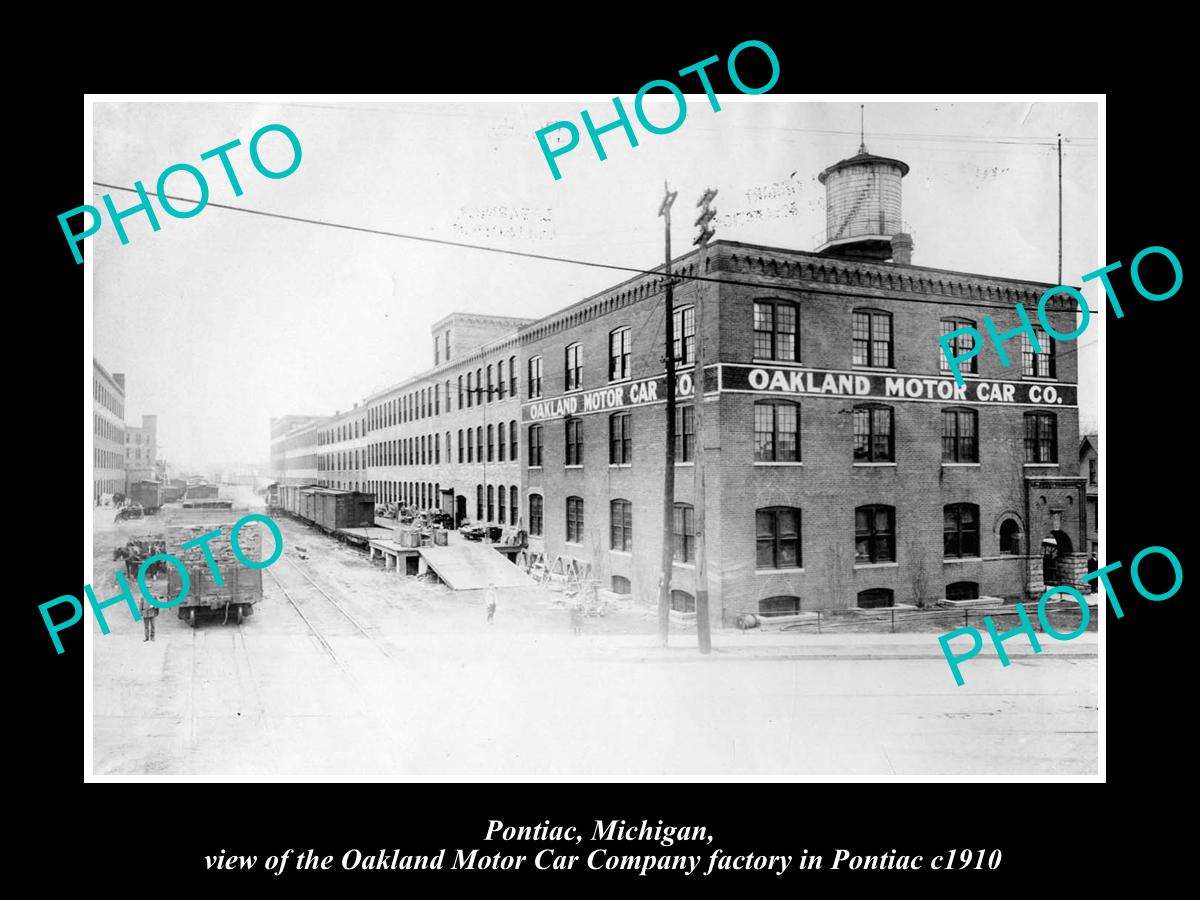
[[274, 485, 375, 533], [128, 480, 164, 512], [185, 483, 220, 500]]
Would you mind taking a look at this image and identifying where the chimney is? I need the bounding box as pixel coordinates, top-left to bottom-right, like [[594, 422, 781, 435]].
[[891, 233, 914, 265], [113, 373, 126, 391]]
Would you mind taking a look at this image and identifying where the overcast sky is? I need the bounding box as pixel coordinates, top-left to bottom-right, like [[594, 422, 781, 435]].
[[91, 99, 1098, 470]]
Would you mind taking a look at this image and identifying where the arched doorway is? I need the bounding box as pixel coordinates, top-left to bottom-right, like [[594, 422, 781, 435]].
[[1042, 530, 1074, 587]]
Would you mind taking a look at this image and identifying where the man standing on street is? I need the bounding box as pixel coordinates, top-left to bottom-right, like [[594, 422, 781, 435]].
[[485, 583, 497, 625], [139, 590, 159, 641]]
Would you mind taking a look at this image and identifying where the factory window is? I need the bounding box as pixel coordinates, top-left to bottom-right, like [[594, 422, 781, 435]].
[[610, 499, 633, 551], [509, 355, 517, 395], [445, 329, 451, 360], [498, 422, 507, 462], [487, 485, 495, 522], [446, 432, 451, 464], [1089, 457, 1097, 485], [435, 384, 440, 416], [466, 372, 473, 408], [467, 428, 474, 463], [944, 503, 981, 558], [529, 424, 543, 467], [999, 518, 1021, 555], [497, 360, 506, 400], [458, 375, 464, 409], [940, 319, 977, 374], [609, 327, 632, 381], [1024, 412, 1058, 463], [510, 419, 518, 460], [753, 299, 798, 361], [855, 505, 896, 563], [476, 485, 483, 521], [565, 417, 583, 466], [754, 400, 799, 462], [498, 487, 506, 523], [670, 590, 695, 613], [852, 309, 893, 368], [612, 576, 631, 595], [941, 408, 978, 463], [759, 596, 801, 617], [673, 503, 695, 563], [487, 424, 495, 462], [528, 356, 543, 399], [487, 364, 494, 402], [1022, 328, 1056, 378], [610, 412, 632, 464], [510, 486, 518, 526], [565, 343, 583, 391], [675, 403, 695, 462], [476, 368, 483, 404], [857, 589, 894, 609], [946, 581, 980, 602], [566, 496, 584, 543], [476, 426, 484, 462], [435, 433, 440, 464], [756, 507, 802, 569], [853, 404, 894, 462], [529, 493, 543, 536], [445, 381, 451, 414], [672, 305, 696, 365]]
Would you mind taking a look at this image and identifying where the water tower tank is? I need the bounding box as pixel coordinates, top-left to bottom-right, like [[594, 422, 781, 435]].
[[816, 146, 911, 262]]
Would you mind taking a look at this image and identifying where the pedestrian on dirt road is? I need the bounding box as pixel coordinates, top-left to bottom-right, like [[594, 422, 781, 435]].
[[485, 583, 497, 624], [139, 590, 159, 642]]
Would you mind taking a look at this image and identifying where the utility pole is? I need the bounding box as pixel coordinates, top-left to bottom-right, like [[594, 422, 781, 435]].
[[657, 181, 678, 648], [1057, 133, 1063, 284], [692, 188, 717, 655]]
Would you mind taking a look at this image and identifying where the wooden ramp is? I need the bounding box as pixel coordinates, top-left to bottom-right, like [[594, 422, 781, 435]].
[[418, 542, 534, 590]]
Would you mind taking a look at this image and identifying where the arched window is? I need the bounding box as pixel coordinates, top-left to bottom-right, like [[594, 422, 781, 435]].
[[457, 375, 464, 409], [670, 590, 696, 613], [497, 421, 507, 462], [999, 518, 1021, 555], [610, 412, 632, 464], [565, 343, 583, 391], [509, 355, 517, 395], [673, 503, 695, 563], [510, 485, 518, 525], [946, 581, 980, 602], [756, 507, 802, 569], [940, 318, 977, 373], [853, 404, 894, 462], [855, 505, 896, 562], [612, 575, 632, 595], [857, 588, 894, 609], [754, 400, 799, 461], [528, 424, 543, 467], [753, 299, 798, 361], [529, 493, 543, 536], [942, 408, 978, 463], [672, 305, 696, 365], [487, 424, 495, 462], [497, 484, 505, 523], [944, 503, 981, 558], [611, 499, 633, 551], [476, 426, 483, 462], [486, 364, 494, 400], [528, 356, 543, 399], [476, 484, 483, 521], [565, 417, 583, 465], [497, 359, 506, 400], [609, 326, 632, 381], [466, 371, 474, 408], [566, 496, 584, 543], [510, 419, 517, 459], [759, 596, 801, 617], [487, 485, 495, 522], [852, 308, 893, 368]]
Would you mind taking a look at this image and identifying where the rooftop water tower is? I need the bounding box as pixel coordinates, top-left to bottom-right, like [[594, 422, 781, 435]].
[[815, 118, 913, 263]]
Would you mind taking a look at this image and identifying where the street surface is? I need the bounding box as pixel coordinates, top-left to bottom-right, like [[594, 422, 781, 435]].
[[91, 510, 1098, 777]]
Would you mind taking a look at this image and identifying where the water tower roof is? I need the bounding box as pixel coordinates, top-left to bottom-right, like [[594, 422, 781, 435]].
[[818, 150, 910, 184]]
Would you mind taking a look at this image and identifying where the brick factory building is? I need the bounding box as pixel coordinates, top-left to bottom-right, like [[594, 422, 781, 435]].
[[93, 359, 126, 502], [269, 414, 328, 486], [272, 145, 1088, 624], [124, 413, 158, 491]]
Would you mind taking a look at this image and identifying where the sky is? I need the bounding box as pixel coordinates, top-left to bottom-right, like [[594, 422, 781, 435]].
[[91, 98, 1099, 470]]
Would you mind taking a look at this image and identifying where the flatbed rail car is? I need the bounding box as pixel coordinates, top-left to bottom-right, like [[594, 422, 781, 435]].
[[168, 564, 262, 627]]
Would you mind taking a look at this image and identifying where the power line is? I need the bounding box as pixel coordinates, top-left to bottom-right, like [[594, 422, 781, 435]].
[[90, 181, 1102, 315]]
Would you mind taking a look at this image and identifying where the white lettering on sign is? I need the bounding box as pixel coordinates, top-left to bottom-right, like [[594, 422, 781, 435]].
[[750, 368, 872, 397]]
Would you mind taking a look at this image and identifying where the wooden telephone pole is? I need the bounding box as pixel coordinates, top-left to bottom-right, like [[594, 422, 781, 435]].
[[692, 188, 717, 655], [657, 182, 678, 648]]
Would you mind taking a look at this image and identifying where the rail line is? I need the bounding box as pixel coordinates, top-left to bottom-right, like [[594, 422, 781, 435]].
[[264, 566, 349, 670]]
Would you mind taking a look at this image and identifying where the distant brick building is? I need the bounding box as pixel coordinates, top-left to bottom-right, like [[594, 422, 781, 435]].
[[93, 359, 126, 502], [269, 415, 327, 486]]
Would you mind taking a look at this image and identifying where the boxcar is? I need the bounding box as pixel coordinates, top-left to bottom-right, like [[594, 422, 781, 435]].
[[128, 480, 164, 511], [185, 483, 220, 500], [162, 484, 186, 503]]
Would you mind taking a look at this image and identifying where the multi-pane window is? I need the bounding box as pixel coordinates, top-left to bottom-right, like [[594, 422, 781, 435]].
[[947, 581, 980, 601], [509, 355, 517, 396], [939, 319, 977, 373], [754, 401, 799, 462], [510, 419, 518, 460], [609, 327, 632, 381], [497, 360, 506, 400], [565, 343, 583, 391], [566, 496, 584, 543], [528, 424, 543, 467], [466, 372, 474, 408], [855, 505, 896, 563], [476, 485, 483, 521], [487, 424, 494, 462], [1021, 328, 1056, 378], [510, 485, 518, 526], [1024, 412, 1058, 463], [852, 309, 893, 368], [753, 300, 798, 361], [674, 403, 695, 462], [857, 589, 894, 609], [476, 426, 483, 462], [487, 485, 495, 522], [565, 417, 583, 465], [1089, 458, 1097, 485], [467, 428, 474, 463], [853, 405, 894, 462], [528, 356, 543, 399], [457, 375, 463, 409], [529, 493, 543, 536], [672, 306, 696, 365], [610, 412, 632, 464], [944, 503, 981, 558], [999, 518, 1021, 555], [497, 422, 506, 462], [610, 499, 633, 551], [941, 408, 978, 462], [486, 364, 494, 401], [673, 503, 695, 563], [756, 507, 802, 569], [670, 590, 695, 613]]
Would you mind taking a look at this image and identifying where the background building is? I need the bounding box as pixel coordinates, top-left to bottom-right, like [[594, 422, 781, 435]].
[[124, 413, 158, 491], [1080, 434, 1098, 559], [269, 415, 327, 485], [93, 359, 126, 502]]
